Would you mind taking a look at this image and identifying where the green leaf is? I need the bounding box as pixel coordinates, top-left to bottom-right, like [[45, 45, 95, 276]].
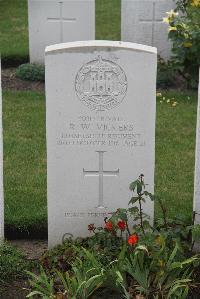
[[129, 180, 138, 191], [128, 207, 139, 213], [128, 197, 138, 205]]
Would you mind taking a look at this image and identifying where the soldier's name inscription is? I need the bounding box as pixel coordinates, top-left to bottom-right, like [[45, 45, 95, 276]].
[[57, 115, 145, 148]]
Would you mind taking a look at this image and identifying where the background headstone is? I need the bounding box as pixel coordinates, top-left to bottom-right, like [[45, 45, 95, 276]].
[[194, 69, 200, 225], [0, 60, 4, 242], [45, 41, 157, 247], [121, 0, 176, 60], [28, 0, 95, 63]]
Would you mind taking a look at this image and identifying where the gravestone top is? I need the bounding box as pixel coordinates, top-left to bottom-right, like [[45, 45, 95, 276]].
[[121, 0, 175, 60], [28, 0, 95, 63], [0, 60, 3, 242], [46, 40, 157, 55], [45, 40, 157, 247]]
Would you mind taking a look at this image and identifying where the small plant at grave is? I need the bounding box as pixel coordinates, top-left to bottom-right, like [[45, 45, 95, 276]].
[[27, 175, 200, 299], [27, 248, 112, 299], [16, 63, 45, 82], [163, 0, 200, 88]]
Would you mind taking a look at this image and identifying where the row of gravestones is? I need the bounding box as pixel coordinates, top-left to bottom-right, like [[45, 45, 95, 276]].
[[0, 46, 200, 248], [28, 0, 176, 63]]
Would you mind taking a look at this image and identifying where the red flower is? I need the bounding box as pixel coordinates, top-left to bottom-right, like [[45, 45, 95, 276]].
[[128, 234, 139, 246], [105, 221, 113, 231], [117, 220, 126, 231]]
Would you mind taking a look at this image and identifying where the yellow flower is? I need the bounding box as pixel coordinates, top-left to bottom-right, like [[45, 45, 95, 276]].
[[163, 97, 166, 100], [183, 42, 193, 48], [166, 10, 179, 17], [172, 102, 178, 107], [156, 92, 162, 97], [163, 17, 170, 24], [168, 26, 177, 32], [191, 0, 200, 7]]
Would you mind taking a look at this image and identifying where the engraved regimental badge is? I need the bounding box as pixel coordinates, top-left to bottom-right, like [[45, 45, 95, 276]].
[[75, 56, 128, 111]]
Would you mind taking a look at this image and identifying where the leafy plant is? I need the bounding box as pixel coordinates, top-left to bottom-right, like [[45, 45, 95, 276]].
[[164, 0, 200, 88], [27, 248, 107, 298], [16, 63, 45, 82], [157, 58, 177, 89]]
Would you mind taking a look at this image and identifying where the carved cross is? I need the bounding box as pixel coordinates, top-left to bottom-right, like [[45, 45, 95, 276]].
[[47, 1, 76, 43], [139, 2, 163, 46], [83, 151, 119, 208]]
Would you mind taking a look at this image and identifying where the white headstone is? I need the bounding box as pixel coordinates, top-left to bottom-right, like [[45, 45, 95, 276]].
[[45, 41, 157, 247], [0, 60, 4, 243], [194, 69, 200, 224], [121, 0, 176, 60], [28, 0, 95, 64]]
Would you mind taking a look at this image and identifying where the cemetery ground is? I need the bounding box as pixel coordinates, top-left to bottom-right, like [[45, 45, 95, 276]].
[[0, 73, 198, 298]]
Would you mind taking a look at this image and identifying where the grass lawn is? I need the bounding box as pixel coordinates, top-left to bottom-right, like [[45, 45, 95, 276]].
[[0, 0, 121, 64], [3, 91, 47, 237], [2, 90, 198, 235], [0, 0, 29, 65]]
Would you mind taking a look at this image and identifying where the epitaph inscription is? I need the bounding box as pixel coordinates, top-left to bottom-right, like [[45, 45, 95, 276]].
[[75, 56, 128, 111]]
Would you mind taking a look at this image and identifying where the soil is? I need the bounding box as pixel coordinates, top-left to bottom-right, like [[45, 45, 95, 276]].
[[0, 240, 48, 299], [2, 68, 45, 92], [10, 240, 48, 260]]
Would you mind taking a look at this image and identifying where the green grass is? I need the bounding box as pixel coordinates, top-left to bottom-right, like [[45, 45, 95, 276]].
[[0, 0, 29, 65], [3, 91, 47, 236], [155, 91, 197, 221], [2, 90, 198, 235], [96, 0, 121, 40], [0, 0, 121, 64]]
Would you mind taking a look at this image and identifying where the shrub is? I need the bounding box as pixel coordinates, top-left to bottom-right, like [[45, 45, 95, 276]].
[[16, 63, 45, 82], [157, 58, 177, 88], [164, 0, 200, 88]]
